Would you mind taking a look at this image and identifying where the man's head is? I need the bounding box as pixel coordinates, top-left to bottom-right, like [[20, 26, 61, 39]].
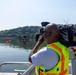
[[42, 23, 60, 44]]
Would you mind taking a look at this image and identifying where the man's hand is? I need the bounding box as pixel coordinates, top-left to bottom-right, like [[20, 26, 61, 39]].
[[37, 35, 44, 45], [28, 35, 44, 63]]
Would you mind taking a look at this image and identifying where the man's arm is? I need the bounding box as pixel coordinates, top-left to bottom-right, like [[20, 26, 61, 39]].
[[28, 36, 44, 63]]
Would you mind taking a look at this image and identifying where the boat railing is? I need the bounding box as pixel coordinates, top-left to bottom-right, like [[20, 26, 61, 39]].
[[0, 61, 34, 75], [0, 61, 32, 67], [0, 61, 31, 67], [0, 61, 72, 75]]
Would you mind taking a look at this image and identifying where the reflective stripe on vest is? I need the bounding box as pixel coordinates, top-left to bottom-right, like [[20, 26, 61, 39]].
[[35, 42, 69, 75], [51, 43, 68, 75]]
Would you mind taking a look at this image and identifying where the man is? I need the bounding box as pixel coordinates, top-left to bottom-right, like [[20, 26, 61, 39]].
[[28, 24, 69, 75]]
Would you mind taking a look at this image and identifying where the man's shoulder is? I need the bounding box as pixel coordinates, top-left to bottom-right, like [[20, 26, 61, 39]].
[[39, 47, 58, 54]]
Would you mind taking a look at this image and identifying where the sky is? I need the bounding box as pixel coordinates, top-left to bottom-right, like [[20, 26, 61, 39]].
[[0, 0, 76, 30]]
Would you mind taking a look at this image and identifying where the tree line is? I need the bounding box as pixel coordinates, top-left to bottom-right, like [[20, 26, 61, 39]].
[[0, 24, 76, 40], [0, 26, 41, 40]]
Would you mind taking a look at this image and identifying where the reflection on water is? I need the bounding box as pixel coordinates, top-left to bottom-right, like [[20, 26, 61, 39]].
[[0, 42, 31, 72], [0, 39, 46, 63], [0, 39, 46, 72], [0, 39, 34, 49], [0, 39, 46, 49]]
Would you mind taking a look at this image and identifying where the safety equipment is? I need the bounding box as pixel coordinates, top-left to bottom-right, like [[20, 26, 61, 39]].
[[35, 42, 69, 75]]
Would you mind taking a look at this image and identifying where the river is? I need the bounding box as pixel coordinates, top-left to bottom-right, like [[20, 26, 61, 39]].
[[0, 39, 35, 72], [0, 39, 72, 74]]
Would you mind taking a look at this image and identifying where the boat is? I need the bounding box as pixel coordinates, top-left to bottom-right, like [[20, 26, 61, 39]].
[[0, 61, 72, 75]]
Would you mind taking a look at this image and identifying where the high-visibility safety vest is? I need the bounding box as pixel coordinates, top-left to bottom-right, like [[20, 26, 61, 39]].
[[35, 42, 69, 75]]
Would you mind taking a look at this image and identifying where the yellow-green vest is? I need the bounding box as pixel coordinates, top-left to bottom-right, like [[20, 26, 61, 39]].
[[35, 42, 69, 75]]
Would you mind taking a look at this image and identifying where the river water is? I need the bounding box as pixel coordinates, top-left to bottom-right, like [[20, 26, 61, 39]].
[[0, 39, 72, 74], [0, 43, 30, 62], [0, 41, 32, 72]]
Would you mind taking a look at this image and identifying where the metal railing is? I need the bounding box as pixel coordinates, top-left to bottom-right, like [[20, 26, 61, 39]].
[[0, 61, 31, 67], [0, 61, 32, 75], [0, 61, 72, 75]]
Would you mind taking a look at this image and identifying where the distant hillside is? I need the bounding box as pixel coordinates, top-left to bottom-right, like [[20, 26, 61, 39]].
[[0, 24, 76, 40], [0, 26, 41, 39]]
